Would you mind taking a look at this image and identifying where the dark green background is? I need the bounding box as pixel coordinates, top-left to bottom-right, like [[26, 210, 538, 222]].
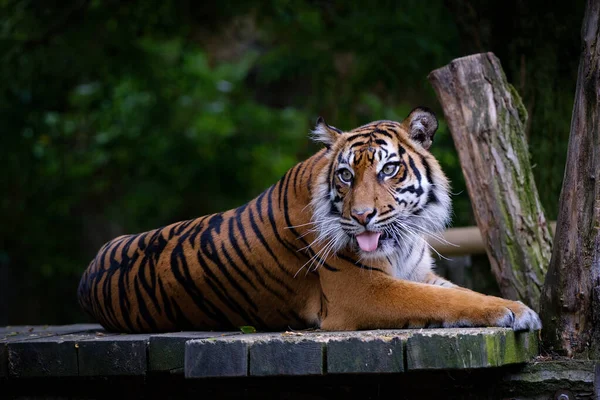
[[0, 0, 583, 324]]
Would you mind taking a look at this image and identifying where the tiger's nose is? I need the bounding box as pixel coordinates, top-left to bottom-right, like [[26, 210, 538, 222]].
[[351, 208, 377, 226]]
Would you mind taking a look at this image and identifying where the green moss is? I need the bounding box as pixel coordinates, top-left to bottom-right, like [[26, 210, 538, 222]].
[[484, 331, 537, 367], [508, 83, 529, 128]]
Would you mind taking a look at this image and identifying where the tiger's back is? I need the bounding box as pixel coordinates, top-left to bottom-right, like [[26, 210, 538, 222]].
[[78, 154, 328, 333]]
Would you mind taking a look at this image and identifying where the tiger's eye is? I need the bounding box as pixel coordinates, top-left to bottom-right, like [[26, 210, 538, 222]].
[[338, 169, 353, 183], [382, 163, 398, 176]]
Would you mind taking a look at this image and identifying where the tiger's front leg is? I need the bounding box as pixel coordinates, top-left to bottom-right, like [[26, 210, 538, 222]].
[[318, 268, 541, 331], [423, 271, 462, 288]]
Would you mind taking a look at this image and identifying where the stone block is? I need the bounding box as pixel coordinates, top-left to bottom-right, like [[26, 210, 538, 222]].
[[406, 328, 538, 370], [327, 336, 405, 374], [185, 338, 248, 378], [149, 331, 238, 373], [7, 330, 110, 378], [1, 324, 103, 378], [9, 339, 78, 378], [78, 334, 151, 376], [249, 338, 324, 376]]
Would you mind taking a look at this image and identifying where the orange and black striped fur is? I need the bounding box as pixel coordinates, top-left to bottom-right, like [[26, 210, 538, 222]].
[[78, 108, 541, 333]]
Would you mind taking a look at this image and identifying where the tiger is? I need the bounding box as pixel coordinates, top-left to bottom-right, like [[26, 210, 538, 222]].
[[77, 107, 541, 333]]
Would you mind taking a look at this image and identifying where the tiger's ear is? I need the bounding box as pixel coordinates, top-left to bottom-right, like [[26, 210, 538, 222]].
[[403, 107, 438, 150], [311, 117, 343, 149]]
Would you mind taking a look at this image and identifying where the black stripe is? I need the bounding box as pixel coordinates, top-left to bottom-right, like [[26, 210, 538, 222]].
[[281, 166, 313, 259], [256, 262, 295, 295], [197, 216, 261, 325], [225, 218, 259, 291], [350, 141, 367, 148], [421, 155, 439, 205], [405, 245, 426, 279], [136, 232, 168, 316], [234, 204, 251, 249], [348, 132, 373, 140], [157, 276, 177, 327], [113, 234, 138, 331], [376, 213, 397, 225], [265, 184, 303, 258], [255, 189, 267, 223], [133, 276, 159, 331], [337, 253, 385, 274], [218, 244, 262, 313], [414, 245, 426, 266], [292, 162, 302, 196], [169, 237, 232, 327], [229, 221, 296, 302], [278, 169, 292, 211], [372, 128, 393, 138], [198, 254, 263, 327], [136, 232, 149, 251], [247, 207, 294, 277], [187, 216, 208, 247], [166, 293, 195, 330], [378, 208, 395, 217], [102, 236, 134, 331]]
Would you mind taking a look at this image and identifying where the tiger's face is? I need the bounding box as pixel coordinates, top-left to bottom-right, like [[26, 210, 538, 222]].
[[311, 108, 451, 260]]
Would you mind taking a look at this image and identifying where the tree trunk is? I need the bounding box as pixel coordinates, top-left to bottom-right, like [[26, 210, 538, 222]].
[[539, 0, 600, 358], [445, 0, 584, 222], [428, 53, 552, 310]]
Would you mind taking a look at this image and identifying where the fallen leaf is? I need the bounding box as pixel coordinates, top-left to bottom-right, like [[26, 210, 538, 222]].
[[240, 326, 256, 334]]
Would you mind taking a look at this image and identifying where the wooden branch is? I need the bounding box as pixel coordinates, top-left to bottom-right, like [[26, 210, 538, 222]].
[[428, 53, 553, 310], [429, 223, 556, 257], [540, 0, 600, 358]]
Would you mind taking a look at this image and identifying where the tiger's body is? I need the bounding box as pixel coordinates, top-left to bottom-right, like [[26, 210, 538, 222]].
[[78, 108, 541, 333]]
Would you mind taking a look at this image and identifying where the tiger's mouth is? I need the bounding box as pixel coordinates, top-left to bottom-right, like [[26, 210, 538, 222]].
[[355, 230, 392, 252]]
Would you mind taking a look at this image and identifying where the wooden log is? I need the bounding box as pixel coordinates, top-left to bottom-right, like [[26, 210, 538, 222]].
[[428, 53, 553, 310], [539, 0, 600, 358], [429, 223, 557, 257]]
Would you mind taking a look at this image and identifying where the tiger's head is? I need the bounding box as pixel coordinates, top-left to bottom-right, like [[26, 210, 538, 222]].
[[310, 108, 451, 260]]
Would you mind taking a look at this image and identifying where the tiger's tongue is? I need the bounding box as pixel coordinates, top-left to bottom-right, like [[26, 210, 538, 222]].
[[356, 231, 381, 252]]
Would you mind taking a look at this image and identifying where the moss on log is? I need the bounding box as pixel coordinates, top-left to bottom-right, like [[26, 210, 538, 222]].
[[428, 53, 552, 310]]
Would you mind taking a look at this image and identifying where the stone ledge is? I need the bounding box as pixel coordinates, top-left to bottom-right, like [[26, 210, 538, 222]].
[[185, 328, 537, 378], [406, 327, 538, 370], [1, 325, 538, 379]]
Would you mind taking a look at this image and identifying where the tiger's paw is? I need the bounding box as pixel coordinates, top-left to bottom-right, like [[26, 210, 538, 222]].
[[483, 300, 541, 331], [445, 299, 542, 331], [503, 300, 542, 331]]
